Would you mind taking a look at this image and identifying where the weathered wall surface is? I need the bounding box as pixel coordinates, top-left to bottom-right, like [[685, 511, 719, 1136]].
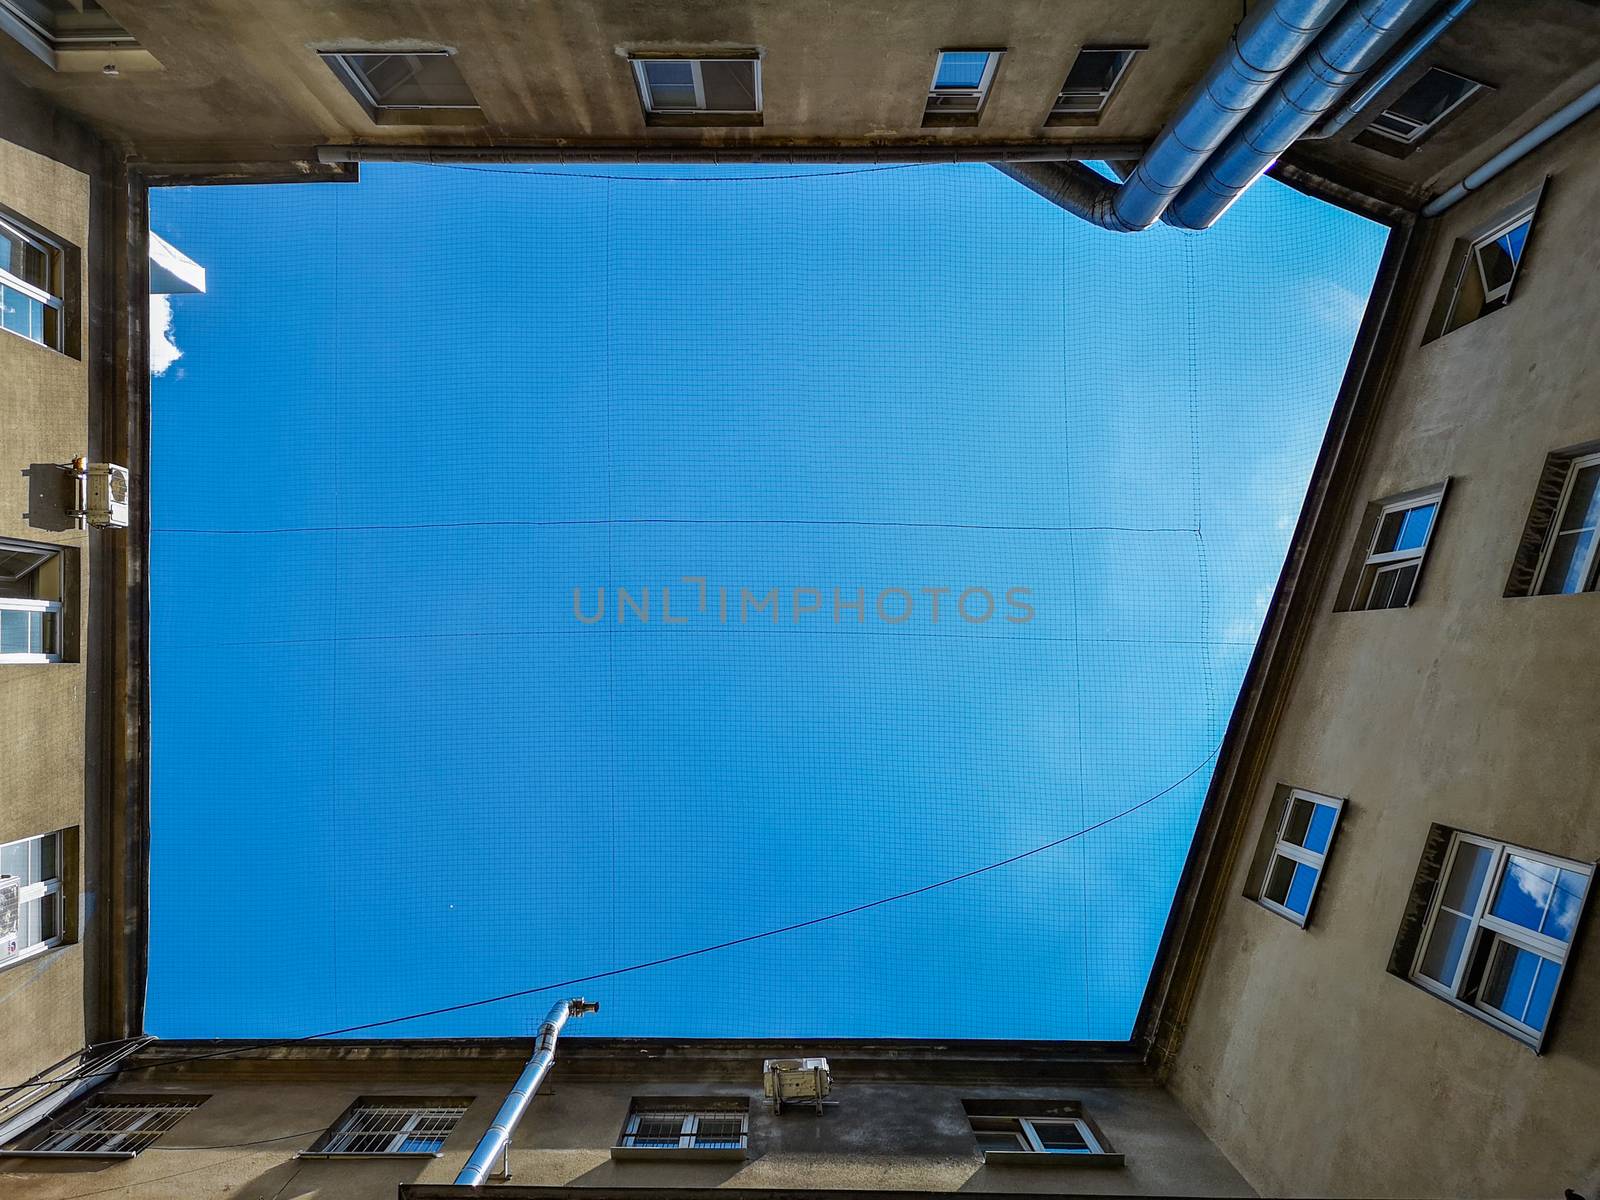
[[0, 74, 107, 1090], [0, 1073, 1251, 1199], [1169, 115, 1600, 1199]]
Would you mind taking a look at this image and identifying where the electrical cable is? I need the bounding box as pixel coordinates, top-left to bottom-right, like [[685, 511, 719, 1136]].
[[1, 744, 1218, 1093]]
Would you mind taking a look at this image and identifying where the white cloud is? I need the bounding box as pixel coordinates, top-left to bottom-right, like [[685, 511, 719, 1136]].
[[150, 293, 182, 376]]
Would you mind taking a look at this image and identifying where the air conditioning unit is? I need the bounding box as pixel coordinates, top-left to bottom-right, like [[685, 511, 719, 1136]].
[[86, 462, 131, 528], [0, 876, 19, 963], [763, 1057, 832, 1114]]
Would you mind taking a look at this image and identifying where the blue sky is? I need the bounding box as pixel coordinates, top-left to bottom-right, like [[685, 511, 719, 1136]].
[[146, 162, 1386, 1040]]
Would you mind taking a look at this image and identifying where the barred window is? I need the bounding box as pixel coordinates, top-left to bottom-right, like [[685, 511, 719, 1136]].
[[24, 1097, 203, 1155], [308, 1098, 470, 1156]]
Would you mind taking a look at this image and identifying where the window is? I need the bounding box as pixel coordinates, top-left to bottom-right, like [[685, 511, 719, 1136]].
[[322, 51, 481, 124], [0, 538, 65, 662], [1254, 790, 1343, 926], [612, 1099, 748, 1159], [631, 58, 761, 121], [1, 830, 66, 968], [1050, 47, 1141, 120], [7, 1096, 203, 1155], [924, 50, 1002, 124], [1426, 188, 1541, 339], [306, 1098, 470, 1156], [1532, 451, 1600, 595], [1410, 832, 1591, 1048], [1361, 68, 1487, 151], [964, 1104, 1121, 1166], [0, 1, 138, 70], [0, 214, 64, 350], [1342, 484, 1446, 611]]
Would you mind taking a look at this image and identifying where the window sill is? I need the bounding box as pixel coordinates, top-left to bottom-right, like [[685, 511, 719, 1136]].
[[982, 1150, 1125, 1168], [296, 1151, 443, 1160], [1, 1150, 139, 1160], [611, 1146, 747, 1162], [0, 940, 67, 971]]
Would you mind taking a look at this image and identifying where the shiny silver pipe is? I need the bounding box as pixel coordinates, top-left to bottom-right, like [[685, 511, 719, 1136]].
[[454, 998, 597, 1187], [1422, 78, 1600, 216], [1167, 0, 1437, 229], [994, 0, 1348, 231], [1301, 0, 1478, 140]]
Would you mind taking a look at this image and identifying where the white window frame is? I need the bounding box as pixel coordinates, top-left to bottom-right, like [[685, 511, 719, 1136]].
[[970, 1115, 1105, 1158], [1258, 790, 1343, 927], [1364, 68, 1485, 146], [0, 830, 65, 970], [1354, 486, 1445, 610], [1052, 46, 1141, 116], [1533, 450, 1600, 595], [320, 51, 480, 114], [926, 49, 1003, 113], [19, 1097, 201, 1156], [619, 1109, 749, 1151], [630, 58, 763, 115], [0, 597, 64, 663], [0, 213, 64, 351], [1410, 832, 1593, 1048], [0, 0, 138, 69], [307, 1099, 470, 1157]]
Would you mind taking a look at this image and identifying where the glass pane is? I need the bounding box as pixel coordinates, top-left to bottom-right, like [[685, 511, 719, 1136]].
[[644, 60, 699, 109], [1536, 529, 1595, 595], [976, 1130, 1026, 1151], [1299, 802, 1337, 856], [1557, 463, 1600, 533], [695, 1117, 744, 1147], [1388, 68, 1479, 127], [347, 53, 476, 107], [1372, 508, 1406, 553], [1367, 562, 1417, 610], [1490, 853, 1559, 933], [1061, 49, 1127, 95], [0, 545, 50, 582], [1284, 862, 1318, 916], [0, 840, 24, 879], [1441, 841, 1493, 913], [1419, 909, 1471, 986], [1481, 939, 1543, 1024], [1394, 504, 1435, 551], [28, 610, 44, 654], [1525, 956, 1561, 1033], [39, 894, 59, 940], [0, 223, 48, 289], [1, 282, 45, 344], [1, 608, 29, 655], [1263, 854, 1297, 905], [1540, 868, 1587, 943], [934, 52, 991, 90], [1476, 223, 1526, 296], [700, 60, 758, 112], [1032, 1121, 1091, 1152]]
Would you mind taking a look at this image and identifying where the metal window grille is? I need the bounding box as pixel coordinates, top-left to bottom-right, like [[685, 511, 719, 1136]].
[[620, 1110, 748, 1150], [34, 1098, 201, 1154], [319, 1101, 469, 1155]]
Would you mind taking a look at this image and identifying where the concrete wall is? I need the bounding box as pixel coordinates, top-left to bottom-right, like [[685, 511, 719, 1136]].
[[0, 76, 109, 1090], [0, 1073, 1251, 1199], [1169, 115, 1600, 1198]]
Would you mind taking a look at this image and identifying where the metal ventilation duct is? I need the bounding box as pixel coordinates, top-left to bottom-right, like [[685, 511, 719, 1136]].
[[993, 0, 1348, 232], [1167, 0, 1438, 229]]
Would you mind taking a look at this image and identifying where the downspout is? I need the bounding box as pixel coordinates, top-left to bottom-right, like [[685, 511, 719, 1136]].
[[1422, 78, 1600, 215], [1166, 0, 1439, 229], [993, 0, 1349, 231], [1300, 0, 1479, 140], [454, 998, 597, 1187]]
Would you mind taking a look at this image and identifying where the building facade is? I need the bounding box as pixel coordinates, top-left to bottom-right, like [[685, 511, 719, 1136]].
[[1, 2, 1598, 1197]]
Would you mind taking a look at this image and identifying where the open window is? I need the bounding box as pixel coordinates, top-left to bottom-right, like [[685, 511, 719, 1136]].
[[963, 1099, 1122, 1167], [1048, 46, 1141, 123], [630, 57, 762, 126], [1400, 829, 1591, 1050], [924, 49, 1003, 126], [322, 51, 483, 125], [1424, 184, 1543, 341], [1504, 440, 1600, 597], [1335, 482, 1448, 611], [1357, 67, 1489, 157], [1244, 788, 1345, 927], [0, 538, 65, 663]]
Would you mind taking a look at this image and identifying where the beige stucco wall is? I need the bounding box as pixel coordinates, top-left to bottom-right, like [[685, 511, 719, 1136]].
[[0, 1075, 1251, 1199], [1169, 117, 1600, 1198], [0, 134, 95, 1089]]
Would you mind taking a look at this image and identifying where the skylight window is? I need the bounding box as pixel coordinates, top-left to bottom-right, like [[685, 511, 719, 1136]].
[[322, 51, 481, 124], [924, 49, 1002, 124], [1051, 47, 1141, 119], [1362, 67, 1487, 150], [631, 58, 762, 121]]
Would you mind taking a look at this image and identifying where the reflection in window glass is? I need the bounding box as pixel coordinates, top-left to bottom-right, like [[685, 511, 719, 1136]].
[[1536, 457, 1600, 595]]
